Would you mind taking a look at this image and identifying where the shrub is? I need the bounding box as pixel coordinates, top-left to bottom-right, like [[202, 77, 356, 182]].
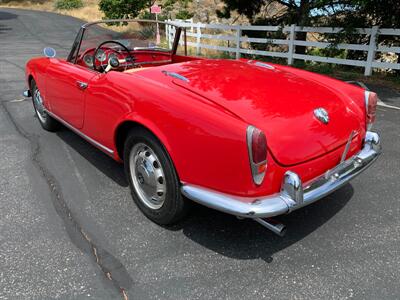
[[54, 0, 84, 10], [175, 9, 193, 20], [99, 0, 148, 20]]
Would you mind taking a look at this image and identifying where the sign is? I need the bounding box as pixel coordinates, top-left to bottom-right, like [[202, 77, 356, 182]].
[[150, 4, 162, 45], [150, 4, 161, 14]]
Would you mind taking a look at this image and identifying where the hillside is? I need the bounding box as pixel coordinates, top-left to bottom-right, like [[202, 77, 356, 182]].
[[0, 0, 247, 24]]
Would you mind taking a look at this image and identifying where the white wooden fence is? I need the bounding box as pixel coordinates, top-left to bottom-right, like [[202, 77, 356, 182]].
[[166, 20, 400, 76]]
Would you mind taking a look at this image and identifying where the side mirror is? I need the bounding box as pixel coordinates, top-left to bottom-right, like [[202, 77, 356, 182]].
[[43, 47, 56, 58]]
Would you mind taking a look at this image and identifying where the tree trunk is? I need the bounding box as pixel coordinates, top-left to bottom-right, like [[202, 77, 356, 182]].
[[295, 32, 307, 55], [295, 0, 311, 55]]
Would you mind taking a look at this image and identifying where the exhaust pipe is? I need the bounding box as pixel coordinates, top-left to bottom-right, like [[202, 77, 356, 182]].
[[254, 218, 286, 237]]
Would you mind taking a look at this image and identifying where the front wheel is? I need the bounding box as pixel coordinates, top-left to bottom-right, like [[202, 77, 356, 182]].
[[124, 128, 189, 225], [31, 80, 59, 131]]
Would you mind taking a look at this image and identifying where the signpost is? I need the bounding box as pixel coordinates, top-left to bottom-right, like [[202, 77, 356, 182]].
[[150, 4, 161, 45]]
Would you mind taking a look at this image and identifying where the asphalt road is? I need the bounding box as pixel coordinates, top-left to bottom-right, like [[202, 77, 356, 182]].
[[1, 8, 400, 300]]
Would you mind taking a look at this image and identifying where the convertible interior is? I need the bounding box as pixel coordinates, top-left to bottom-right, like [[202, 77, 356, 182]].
[[67, 20, 203, 74], [76, 45, 197, 74], [75, 33, 202, 76]]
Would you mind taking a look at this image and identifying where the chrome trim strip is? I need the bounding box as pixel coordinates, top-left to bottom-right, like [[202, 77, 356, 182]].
[[46, 111, 114, 155], [182, 131, 381, 219], [161, 70, 189, 82], [364, 90, 370, 110], [364, 90, 373, 130], [254, 61, 275, 69], [135, 59, 172, 66], [133, 47, 170, 52], [247, 60, 275, 69]]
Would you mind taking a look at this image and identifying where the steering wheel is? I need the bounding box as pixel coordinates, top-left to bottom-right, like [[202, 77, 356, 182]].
[[92, 40, 135, 72]]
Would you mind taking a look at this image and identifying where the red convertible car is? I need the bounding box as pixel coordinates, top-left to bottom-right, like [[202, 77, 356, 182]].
[[24, 20, 381, 236]]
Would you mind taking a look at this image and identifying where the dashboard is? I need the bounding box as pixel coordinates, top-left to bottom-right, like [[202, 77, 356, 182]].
[[76, 47, 172, 71]]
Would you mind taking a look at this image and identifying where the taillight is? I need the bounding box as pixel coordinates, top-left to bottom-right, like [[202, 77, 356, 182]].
[[247, 126, 267, 185], [365, 91, 378, 130]]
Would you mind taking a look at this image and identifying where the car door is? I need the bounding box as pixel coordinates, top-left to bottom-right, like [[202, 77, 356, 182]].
[[45, 59, 97, 129]]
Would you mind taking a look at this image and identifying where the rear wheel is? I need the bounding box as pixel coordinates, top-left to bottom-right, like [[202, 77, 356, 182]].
[[31, 80, 59, 131], [124, 128, 189, 225]]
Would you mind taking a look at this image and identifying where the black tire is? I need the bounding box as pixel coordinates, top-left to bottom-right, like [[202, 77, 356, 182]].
[[31, 79, 59, 132], [124, 128, 189, 225]]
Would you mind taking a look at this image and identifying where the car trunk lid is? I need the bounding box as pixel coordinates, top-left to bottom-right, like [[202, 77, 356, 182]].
[[160, 59, 365, 166]]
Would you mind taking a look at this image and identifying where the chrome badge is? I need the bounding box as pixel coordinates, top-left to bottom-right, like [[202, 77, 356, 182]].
[[314, 108, 329, 124]]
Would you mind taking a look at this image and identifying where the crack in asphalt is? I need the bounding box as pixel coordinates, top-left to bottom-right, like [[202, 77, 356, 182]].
[[0, 58, 26, 72], [0, 100, 133, 299]]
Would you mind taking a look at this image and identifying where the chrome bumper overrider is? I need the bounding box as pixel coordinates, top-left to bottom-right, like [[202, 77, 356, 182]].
[[182, 131, 381, 223]]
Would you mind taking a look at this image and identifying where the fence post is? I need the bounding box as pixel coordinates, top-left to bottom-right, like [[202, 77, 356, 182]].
[[236, 26, 242, 59], [166, 21, 170, 48], [189, 18, 194, 33], [287, 24, 296, 65], [196, 24, 201, 56], [364, 26, 379, 76]]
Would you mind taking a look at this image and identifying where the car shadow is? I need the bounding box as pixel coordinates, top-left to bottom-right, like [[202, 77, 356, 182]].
[[56, 127, 128, 187], [170, 184, 353, 262], [56, 124, 353, 261]]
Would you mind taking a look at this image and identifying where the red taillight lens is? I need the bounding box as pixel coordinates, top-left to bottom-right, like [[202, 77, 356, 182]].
[[251, 128, 267, 163], [247, 126, 267, 185], [365, 91, 378, 129]]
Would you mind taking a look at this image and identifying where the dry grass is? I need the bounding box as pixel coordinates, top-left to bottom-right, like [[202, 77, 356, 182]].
[[0, 0, 104, 22]]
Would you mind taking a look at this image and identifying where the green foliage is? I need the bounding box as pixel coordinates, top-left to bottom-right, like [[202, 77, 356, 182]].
[[175, 9, 193, 20], [54, 0, 83, 10], [98, 0, 193, 21], [160, 0, 192, 19], [98, 0, 149, 19], [139, 10, 153, 20], [218, 0, 400, 73]]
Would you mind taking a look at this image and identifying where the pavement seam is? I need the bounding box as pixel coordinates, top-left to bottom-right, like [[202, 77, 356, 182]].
[[0, 100, 132, 299]]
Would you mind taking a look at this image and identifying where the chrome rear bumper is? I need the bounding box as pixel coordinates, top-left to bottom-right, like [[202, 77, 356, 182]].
[[182, 131, 381, 219]]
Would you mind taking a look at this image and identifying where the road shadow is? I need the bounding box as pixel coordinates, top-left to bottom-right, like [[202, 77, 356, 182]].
[[171, 184, 353, 262], [56, 127, 128, 187], [0, 11, 16, 34], [0, 11, 18, 20]]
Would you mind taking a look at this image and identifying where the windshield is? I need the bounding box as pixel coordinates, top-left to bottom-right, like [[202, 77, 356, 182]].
[[69, 20, 180, 63]]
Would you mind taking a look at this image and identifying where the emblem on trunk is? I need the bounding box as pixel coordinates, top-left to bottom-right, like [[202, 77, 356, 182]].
[[314, 108, 329, 124]]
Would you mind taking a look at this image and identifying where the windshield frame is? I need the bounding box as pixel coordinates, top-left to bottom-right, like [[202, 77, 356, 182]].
[[67, 19, 184, 64]]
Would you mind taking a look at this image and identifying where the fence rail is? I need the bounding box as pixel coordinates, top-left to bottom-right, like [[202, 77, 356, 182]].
[[166, 20, 400, 76]]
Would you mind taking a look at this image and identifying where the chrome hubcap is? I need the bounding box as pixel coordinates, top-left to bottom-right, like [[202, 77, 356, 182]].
[[33, 89, 47, 123], [129, 143, 166, 210]]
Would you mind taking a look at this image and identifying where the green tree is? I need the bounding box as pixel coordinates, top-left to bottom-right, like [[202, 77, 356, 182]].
[[99, 0, 193, 20], [99, 0, 154, 19], [217, 0, 400, 62], [217, 0, 355, 54], [326, 0, 400, 72]]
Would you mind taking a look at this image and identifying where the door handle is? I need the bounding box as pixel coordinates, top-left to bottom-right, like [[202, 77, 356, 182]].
[[76, 81, 88, 90]]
